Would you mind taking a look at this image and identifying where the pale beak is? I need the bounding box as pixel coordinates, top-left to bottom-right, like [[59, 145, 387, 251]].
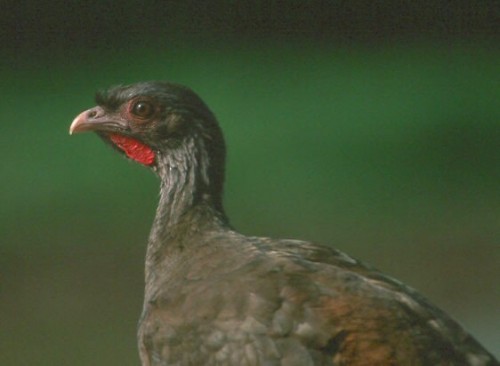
[[69, 106, 113, 135]]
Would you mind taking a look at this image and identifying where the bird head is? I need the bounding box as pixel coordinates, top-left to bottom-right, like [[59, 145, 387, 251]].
[[70, 81, 226, 203], [70, 81, 224, 165]]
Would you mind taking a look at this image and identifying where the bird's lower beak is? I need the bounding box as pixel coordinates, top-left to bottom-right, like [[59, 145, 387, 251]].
[[69, 106, 117, 135]]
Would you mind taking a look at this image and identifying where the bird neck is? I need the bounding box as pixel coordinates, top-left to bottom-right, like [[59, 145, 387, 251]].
[[145, 136, 228, 280]]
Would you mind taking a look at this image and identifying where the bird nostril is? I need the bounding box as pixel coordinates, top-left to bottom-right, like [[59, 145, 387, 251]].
[[88, 110, 97, 118]]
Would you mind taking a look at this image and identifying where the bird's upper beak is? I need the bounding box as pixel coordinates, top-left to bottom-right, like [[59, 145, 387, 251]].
[[69, 106, 123, 135]]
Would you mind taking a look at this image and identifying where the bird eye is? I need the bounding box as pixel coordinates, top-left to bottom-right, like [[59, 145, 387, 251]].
[[131, 101, 154, 119]]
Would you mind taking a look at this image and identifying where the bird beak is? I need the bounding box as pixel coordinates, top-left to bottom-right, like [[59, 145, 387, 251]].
[[69, 106, 119, 135]]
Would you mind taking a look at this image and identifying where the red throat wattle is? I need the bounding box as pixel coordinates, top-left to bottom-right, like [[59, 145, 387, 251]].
[[109, 134, 155, 166]]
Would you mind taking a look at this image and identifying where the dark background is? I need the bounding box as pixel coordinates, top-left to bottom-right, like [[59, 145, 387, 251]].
[[1, 1, 498, 364]]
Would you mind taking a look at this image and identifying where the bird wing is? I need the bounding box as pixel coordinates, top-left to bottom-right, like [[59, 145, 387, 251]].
[[247, 237, 498, 365]]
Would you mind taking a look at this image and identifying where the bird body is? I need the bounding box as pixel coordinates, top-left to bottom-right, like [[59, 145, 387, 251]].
[[70, 81, 498, 366]]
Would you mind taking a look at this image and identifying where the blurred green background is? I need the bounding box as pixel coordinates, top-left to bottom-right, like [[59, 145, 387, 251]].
[[1, 2, 499, 364]]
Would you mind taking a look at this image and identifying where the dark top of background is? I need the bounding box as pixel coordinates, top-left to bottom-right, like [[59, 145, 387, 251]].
[[2, 0, 499, 54]]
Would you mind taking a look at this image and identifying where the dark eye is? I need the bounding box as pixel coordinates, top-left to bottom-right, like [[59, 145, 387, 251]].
[[131, 101, 154, 119]]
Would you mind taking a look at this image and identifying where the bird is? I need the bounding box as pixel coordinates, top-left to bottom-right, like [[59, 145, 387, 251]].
[[69, 81, 498, 366]]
